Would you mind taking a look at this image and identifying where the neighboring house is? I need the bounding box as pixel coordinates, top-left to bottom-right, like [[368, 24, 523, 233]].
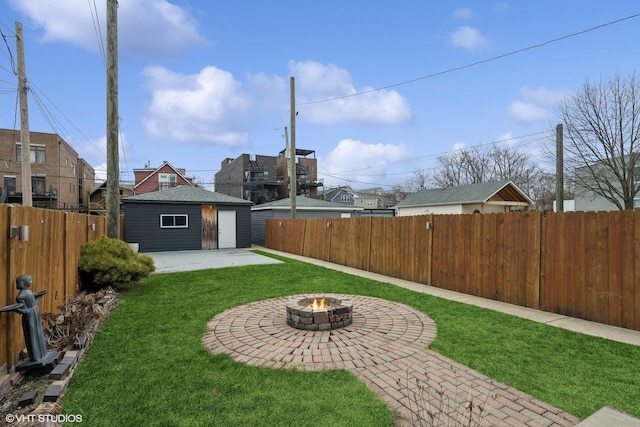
[[553, 199, 576, 212], [322, 186, 355, 205], [88, 181, 134, 215], [574, 162, 640, 211], [322, 185, 396, 208], [133, 161, 194, 195], [356, 187, 398, 208], [214, 148, 323, 205], [0, 129, 95, 211], [394, 180, 532, 216], [251, 195, 363, 246], [123, 185, 253, 252]]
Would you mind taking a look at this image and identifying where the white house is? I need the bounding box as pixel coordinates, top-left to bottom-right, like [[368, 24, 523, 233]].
[[394, 180, 533, 217]]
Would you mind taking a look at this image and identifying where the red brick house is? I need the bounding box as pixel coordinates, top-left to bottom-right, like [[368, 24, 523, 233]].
[[133, 161, 194, 195]]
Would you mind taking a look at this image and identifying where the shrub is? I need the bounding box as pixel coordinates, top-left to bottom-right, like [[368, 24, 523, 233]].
[[78, 236, 155, 291]]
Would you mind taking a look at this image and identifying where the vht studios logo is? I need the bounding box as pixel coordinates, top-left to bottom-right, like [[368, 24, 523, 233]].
[[5, 413, 83, 424]]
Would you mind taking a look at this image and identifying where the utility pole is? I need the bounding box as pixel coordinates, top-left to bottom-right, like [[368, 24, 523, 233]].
[[289, 77, 296, 219], [106, 0, 120, 238], [555, 123, 564, 212], [15, 22, 32, 207]]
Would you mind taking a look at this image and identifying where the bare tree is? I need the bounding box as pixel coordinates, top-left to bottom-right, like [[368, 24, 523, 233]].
[[432, 148, 474, 188], [407, 167, 431, 191], [396, 142, 558, 206], [431, 143, 546, 197], [560, 71, 640, 210], [392, 167, 431, 195]]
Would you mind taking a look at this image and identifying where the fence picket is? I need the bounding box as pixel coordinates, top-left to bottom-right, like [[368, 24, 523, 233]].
[[0, 205, 105, 371], [266, 210, 640, 333]]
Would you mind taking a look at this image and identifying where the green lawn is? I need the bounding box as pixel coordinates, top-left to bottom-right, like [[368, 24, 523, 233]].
[[61, 252, 640, 426]]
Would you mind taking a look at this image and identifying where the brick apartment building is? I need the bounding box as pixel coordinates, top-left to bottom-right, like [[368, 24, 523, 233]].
[[0, 129, 95, 211], [214, 148, 323, 204]]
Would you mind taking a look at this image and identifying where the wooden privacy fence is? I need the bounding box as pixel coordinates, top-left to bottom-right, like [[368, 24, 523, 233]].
[[0, 205, 106, 372], [265, 210, 640, 332]]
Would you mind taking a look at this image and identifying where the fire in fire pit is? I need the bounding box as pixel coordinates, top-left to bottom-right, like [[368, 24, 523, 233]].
[[309, 297, 328, 311], [286, 295, 353, 331]]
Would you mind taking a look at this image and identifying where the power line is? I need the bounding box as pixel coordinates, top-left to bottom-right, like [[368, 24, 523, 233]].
[[299, 13, 640, 107], [27, 81, 105, 166], [324, 130, 554, 176], [88, 0, 107, 69], [0, 27, 16, 75]]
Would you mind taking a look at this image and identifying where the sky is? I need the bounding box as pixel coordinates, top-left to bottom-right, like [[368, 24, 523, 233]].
[[0, 1, 638, 192]]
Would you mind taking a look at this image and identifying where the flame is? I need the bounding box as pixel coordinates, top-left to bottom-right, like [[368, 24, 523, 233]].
[[308, 297, 329, 311]]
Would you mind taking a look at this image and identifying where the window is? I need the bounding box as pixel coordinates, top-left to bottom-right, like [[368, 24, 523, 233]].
[[32, 176, 46, 195], [159, 173, 177, 190], [4, 176, 16, 194], [340, 194, 350, 202], [160, 214, 188, 228], [16, 144, 46, 163]]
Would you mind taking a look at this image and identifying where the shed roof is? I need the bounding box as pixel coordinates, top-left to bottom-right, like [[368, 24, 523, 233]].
[[123, 185, 253, 205], [251, 195, 363, 211], [395, 180, 533, 208]]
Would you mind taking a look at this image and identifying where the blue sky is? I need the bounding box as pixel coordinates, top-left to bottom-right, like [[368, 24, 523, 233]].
[[0, 1, 638, 191]]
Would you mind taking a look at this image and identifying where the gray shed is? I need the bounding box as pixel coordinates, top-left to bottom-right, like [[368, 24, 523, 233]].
[[251, 196, 363, 246], [123, 186, 253, 252]]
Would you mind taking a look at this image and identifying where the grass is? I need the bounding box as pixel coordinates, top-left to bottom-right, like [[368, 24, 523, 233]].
[[61, 252, 640, 425]]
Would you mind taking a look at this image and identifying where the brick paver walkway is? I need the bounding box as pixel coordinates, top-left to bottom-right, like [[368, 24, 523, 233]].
[[201, 294, 581, 426]]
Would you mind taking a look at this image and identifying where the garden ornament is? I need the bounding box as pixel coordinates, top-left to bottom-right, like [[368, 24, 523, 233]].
[[0, 275, 59, 371]]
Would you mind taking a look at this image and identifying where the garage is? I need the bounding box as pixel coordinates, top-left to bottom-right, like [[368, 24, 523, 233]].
[[123, 186, 253, 252]]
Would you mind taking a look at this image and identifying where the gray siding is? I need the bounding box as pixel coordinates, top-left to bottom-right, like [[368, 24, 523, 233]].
[[124, 203, 202, 252], [251, 210, 273, 246], [125, 202, 252, 252], [250, 209, 354, 246]]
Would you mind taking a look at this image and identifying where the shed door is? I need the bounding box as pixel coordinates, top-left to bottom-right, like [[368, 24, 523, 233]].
[[201, 204, 217, 249], [218, 210, 236, 249]]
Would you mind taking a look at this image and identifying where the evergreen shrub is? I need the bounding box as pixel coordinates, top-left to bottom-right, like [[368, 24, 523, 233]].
[[78, 236, 155, 291]]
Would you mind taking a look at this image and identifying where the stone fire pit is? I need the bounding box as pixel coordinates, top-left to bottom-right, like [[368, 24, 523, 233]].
[[286, 295, 353, 331]]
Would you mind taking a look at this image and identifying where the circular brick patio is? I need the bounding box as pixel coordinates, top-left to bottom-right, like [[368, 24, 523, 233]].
[[202, 294, 436, 370], [201, 294, 580, 426]]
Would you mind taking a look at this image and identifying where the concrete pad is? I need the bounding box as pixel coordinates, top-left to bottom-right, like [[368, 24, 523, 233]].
[[147, 249, 283, 274], [577, 406, 640, 426]]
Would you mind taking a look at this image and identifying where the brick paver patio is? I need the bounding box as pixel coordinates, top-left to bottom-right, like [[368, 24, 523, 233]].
[[201, 294, 581, 426]]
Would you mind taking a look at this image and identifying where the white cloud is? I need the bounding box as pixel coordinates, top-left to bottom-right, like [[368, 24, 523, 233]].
[[506, 86, 570, 124], [449, 26, 489, 52], [140, 59, 414, 146], [289, 61, 412, 125], [321, 139, 413, 187], [519, 86, 569, 106], [142, 65, 250, 146], [507, 101, 548, 124], [8, 0, 209, 59], [453, 8, 474, 20]]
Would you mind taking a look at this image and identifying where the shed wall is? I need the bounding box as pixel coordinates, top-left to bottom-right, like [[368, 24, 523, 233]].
[[124, 203, 201, 252]]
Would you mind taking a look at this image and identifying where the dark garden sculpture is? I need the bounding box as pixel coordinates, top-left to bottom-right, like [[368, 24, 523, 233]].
[[0, 275, 59, 371]]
